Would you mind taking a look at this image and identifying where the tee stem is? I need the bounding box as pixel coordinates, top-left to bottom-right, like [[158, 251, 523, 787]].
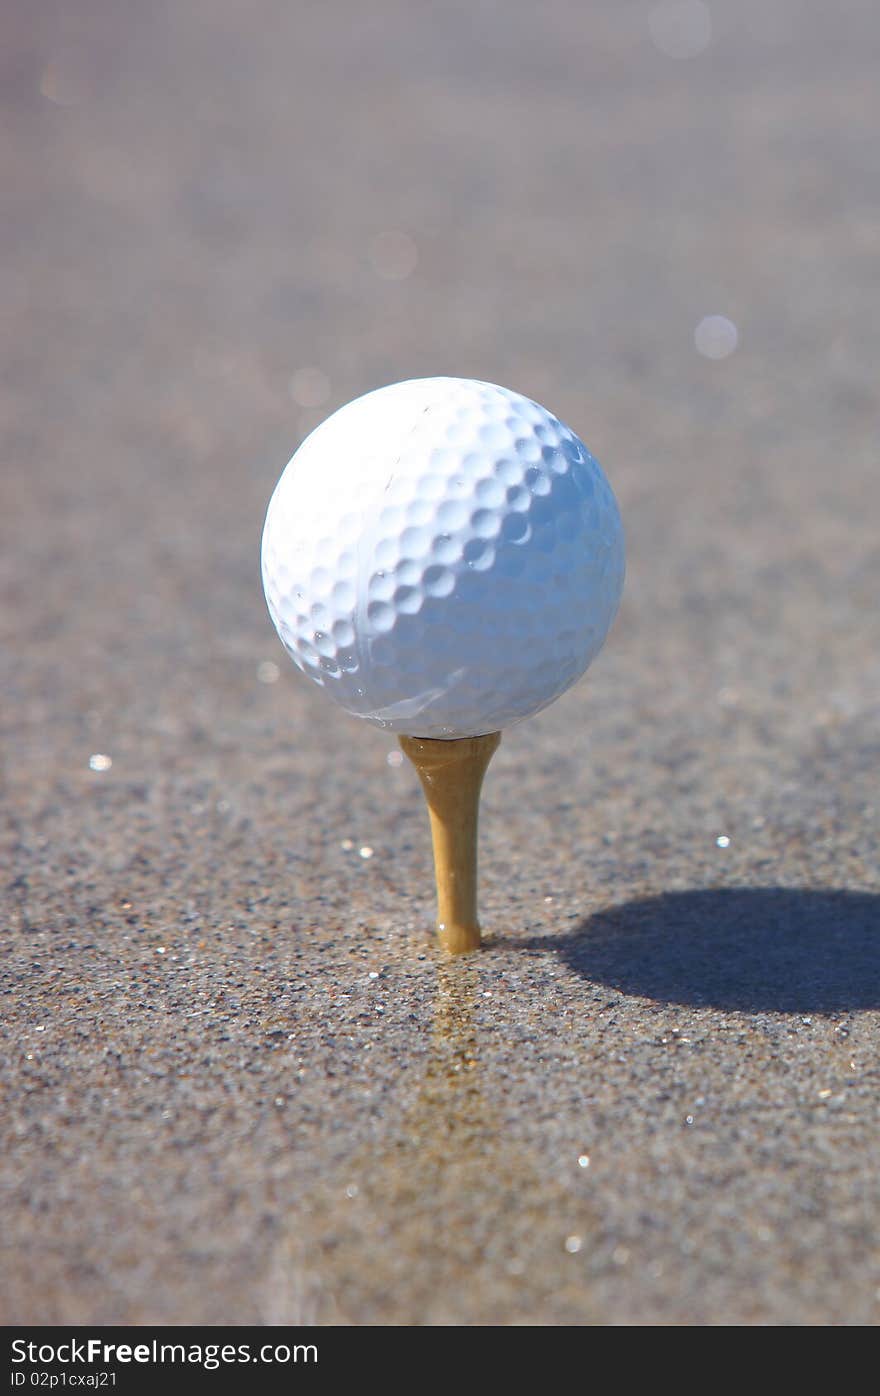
[[399, 732, 501, 954]]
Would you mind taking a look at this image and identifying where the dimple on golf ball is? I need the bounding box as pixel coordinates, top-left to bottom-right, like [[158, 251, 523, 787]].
[[261, 376, 625, 738]]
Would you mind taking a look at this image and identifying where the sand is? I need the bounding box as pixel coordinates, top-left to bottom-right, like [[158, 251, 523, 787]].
[[3, 0, 879, 1324]]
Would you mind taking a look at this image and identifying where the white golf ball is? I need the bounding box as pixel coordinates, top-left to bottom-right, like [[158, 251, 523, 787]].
[[261, 377, 625, 738]]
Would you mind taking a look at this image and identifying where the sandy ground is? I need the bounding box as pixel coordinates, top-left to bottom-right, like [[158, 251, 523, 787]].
[[2, 0, 879, 1324]]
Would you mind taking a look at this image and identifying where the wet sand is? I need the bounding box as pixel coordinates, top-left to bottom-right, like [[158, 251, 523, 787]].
[[2, 1, 879, 1324]]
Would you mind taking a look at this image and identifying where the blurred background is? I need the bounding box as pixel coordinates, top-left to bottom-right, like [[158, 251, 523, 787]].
[[3, 0, 879, 1325], [5, 0, 880, 764]]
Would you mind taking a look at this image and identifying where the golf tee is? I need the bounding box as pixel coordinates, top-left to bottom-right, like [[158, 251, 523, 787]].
[[399, 731, 501, 954]]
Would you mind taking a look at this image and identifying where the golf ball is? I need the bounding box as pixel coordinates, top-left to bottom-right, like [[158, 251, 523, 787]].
[[261, 377, 624, 738]]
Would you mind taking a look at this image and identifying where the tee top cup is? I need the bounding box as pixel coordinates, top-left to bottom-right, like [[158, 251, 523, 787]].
[[261, 377, 625, 953]]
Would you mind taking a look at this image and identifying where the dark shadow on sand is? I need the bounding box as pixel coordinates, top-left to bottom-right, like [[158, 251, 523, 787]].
[[517, 888, 880, 1013]]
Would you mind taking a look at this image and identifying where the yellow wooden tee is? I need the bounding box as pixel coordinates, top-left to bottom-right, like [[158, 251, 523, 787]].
[[399, 732, 501, 954]]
